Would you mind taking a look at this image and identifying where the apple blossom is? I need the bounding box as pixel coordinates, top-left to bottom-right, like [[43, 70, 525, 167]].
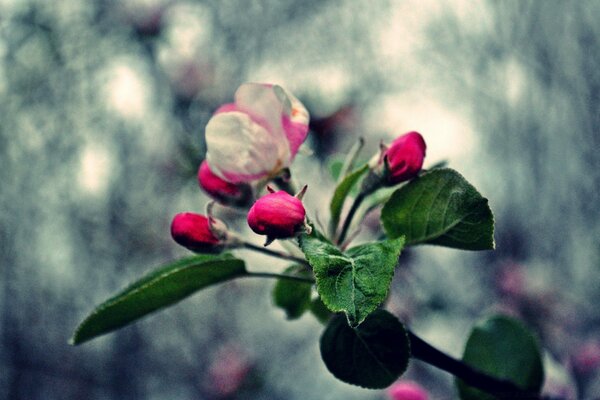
[[205, 83, 309, 184]]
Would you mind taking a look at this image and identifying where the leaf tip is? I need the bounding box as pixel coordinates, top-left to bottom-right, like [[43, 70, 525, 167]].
[[68, 333, 83, 346]]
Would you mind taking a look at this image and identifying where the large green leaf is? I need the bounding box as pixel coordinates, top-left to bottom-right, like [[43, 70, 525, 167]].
[[272, 265, 313, 320], [381, 168, 494, 250], [71, 254, 246, 345], [299, 233, 404, 327], [320, 309, 410, 389], [329, 164, 369, 237], [456, 315, 545, 400]]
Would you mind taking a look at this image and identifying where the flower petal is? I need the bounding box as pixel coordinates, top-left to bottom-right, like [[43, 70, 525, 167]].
[[205, 111, 287, 183], [234, 83, 285, 141], [275, 85, 309, 158]]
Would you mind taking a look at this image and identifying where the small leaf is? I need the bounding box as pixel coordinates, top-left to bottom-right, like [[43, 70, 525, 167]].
[[310, 296, 333, 324], [71, 254, 246, 345], [328, 158, 345, 181], [381, 168, 494, 250], [272, 265, 313, 320], [320, 309, 410, 389], [329, 164, 369, 237], [456, 315, 545, 400], [299, 232, 404, 327]]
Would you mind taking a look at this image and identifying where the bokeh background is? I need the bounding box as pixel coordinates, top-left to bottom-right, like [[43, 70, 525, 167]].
[[1, 0, 599, 399]]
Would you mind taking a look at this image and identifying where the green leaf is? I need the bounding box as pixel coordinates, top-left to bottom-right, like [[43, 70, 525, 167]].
[[381, 168, 494, 250], [329, 164, 369, 237], [272, 265, 313, 320], [320, 309, 410, 389], [328, 158, 345, 181], [71, 254, 246, 345], [310, 296, 333, 324], [299, 232, 404, 327], [456, 315, 545, 400]]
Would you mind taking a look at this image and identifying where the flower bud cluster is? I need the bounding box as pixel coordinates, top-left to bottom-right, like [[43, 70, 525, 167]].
[[171, 83, 311, 252], [171, 84, 427, 254]]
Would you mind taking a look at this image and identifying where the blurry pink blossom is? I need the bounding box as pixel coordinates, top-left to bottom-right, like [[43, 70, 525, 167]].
[[207, 343, 252, 397], [572, 341, 600, 375], [386, 380, 429, 400]]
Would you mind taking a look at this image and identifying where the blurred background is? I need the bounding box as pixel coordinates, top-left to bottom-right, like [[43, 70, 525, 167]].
[[1, 0, 599, 399]]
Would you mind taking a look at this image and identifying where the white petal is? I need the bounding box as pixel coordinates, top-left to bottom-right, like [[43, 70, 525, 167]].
[[276, 85, 309, 126], [205, 112, 289, 183], [234, 83, 285, 138]]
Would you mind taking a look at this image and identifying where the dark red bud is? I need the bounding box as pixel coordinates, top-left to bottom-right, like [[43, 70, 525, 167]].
[[198, 161, 252, 207], [247, 190, 306, 241], [170, 212, 224, 253], [384, 131, 426, 184]]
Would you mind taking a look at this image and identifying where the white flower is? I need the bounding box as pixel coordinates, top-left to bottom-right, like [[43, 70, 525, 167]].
[[205, 83, 309, 183]]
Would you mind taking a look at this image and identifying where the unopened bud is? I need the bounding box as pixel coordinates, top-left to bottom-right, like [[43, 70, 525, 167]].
[[198, 161, 253, 207], [247, 187, 307, 245], [382, 131, 426, 185], [170, 212, 227, 253]]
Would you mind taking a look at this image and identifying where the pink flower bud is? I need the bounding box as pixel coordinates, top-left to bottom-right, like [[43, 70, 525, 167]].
[[384, 131, 426, 184], [198, 161, 252, 207], [386, 381, 429, 400], [247, 189, 306, 242], [170, 212, 225, 253]]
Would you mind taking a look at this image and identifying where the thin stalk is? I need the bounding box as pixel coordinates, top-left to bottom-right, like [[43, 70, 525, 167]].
[[408, 331, 541, 399], [336, 192, 366, 245], [245, 271, 314, 284], [338, 137, 365, 182], [242, 241, 310, 267]]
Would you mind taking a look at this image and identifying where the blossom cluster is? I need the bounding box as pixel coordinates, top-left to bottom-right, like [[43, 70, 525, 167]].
[[170, 82, 426, 252]]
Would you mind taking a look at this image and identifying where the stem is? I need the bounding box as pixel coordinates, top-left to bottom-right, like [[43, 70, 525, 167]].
[[245, 271, 314, 284], [336, 192, 366, 245], [407, 331, 541, 399], [338, 137, 365, 181], [242, 241, 310, 267]]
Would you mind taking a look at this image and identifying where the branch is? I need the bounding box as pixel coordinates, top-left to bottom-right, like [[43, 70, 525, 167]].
[[407, 330, 542, 400]]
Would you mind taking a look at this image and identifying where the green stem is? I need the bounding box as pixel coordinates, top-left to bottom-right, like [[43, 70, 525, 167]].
[[336, 192, 366, 245], [245, 271, 315, 284], [338, 137, 365, 181], [242, 241, 310, 267]]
